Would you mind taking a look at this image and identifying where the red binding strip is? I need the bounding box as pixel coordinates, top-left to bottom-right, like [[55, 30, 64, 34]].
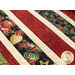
[[0, 41, 19, 65], [11, 10, 75, 65]]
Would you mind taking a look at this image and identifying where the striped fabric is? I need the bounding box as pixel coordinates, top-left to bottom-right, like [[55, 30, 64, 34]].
[[0, 10, 75, 65]]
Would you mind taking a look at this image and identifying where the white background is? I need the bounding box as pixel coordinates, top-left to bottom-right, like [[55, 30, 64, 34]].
[[0, 0, 75, 10], [0, 0, 75, 74], [0, 66, 75, 75]]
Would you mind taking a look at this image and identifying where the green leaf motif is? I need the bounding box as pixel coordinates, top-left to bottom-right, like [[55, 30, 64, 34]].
[[61, 30, 66, 33], [69, 32, 75, 34], [64, 26, 69, 32], [54, 13, 59, 17], [55, 24, 60, 27], [22, 44, 25, 47], [36, 10, 40, 13], [50, 17, 55, 21], [72, 36, 75, 37], [45, 13, 49, 16], [22, 40, 27, 42], [45, 17, 49, 21], [64, 20, 68, 24]]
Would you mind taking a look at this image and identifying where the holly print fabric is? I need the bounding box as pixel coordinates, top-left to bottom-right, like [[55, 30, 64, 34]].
[[0, 10, 54, 65], [35, 10, 75, 42]]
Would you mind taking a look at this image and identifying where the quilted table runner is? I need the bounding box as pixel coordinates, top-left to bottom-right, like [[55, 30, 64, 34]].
[[0, 10, 75, 65]]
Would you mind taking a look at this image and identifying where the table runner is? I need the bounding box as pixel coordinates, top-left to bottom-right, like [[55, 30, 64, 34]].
[[0, 10, 75, 65]]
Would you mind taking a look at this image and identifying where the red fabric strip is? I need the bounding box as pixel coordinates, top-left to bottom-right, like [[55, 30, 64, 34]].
[[11, 10, 75, 65], [0, 41, 19, 65], [61, 10, 75, 21]]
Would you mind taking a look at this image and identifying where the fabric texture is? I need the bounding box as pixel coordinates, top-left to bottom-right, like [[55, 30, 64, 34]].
[[0, 10, 75, 65], [11, 10, 75, 65]]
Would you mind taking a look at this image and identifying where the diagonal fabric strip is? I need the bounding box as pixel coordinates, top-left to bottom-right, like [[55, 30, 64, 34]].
[[61, 10, 75, 21], [53, 10, 75, 27], [0, 10, 56, 65], [28, 10, 75, 50], [0, 31, 30, 65], [0, 41, 19, 65], [10, 10, 75, 65], [0, 53, 9, 65], [3, 10, 65, 65], [35, 10, 75, 43]]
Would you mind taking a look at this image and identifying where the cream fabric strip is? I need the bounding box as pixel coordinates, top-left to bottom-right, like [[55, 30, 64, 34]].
[[0, 31, 30, 65], [3, 10, 66, 65], [53, 10, 75, 27], [28, 10, 75, 50]]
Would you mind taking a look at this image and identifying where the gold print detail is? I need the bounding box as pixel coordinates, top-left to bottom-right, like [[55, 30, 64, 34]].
[[40, 60, 49, 65], [0, 53, 9, 65]]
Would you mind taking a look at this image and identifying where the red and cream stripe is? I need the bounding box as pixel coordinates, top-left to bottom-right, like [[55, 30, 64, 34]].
[[0, 41, 19, 65], [61, 10, 75, 22], [53, 10, 75, 27], [2, 10, 66, 65], [28, 10, 75, 50], [0, 31, 30, 65], [10, 10, 75, 65]]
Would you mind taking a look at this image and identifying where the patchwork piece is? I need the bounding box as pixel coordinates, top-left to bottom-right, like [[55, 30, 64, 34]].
[[35, 10, 75, 42], [0, 10, 54, 65], [61, 10, 75, 21], [0, 53, 9, 65], [0, 10, 75, 65], [11, 10, 75, 65], [0, 41, 19, 65]]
